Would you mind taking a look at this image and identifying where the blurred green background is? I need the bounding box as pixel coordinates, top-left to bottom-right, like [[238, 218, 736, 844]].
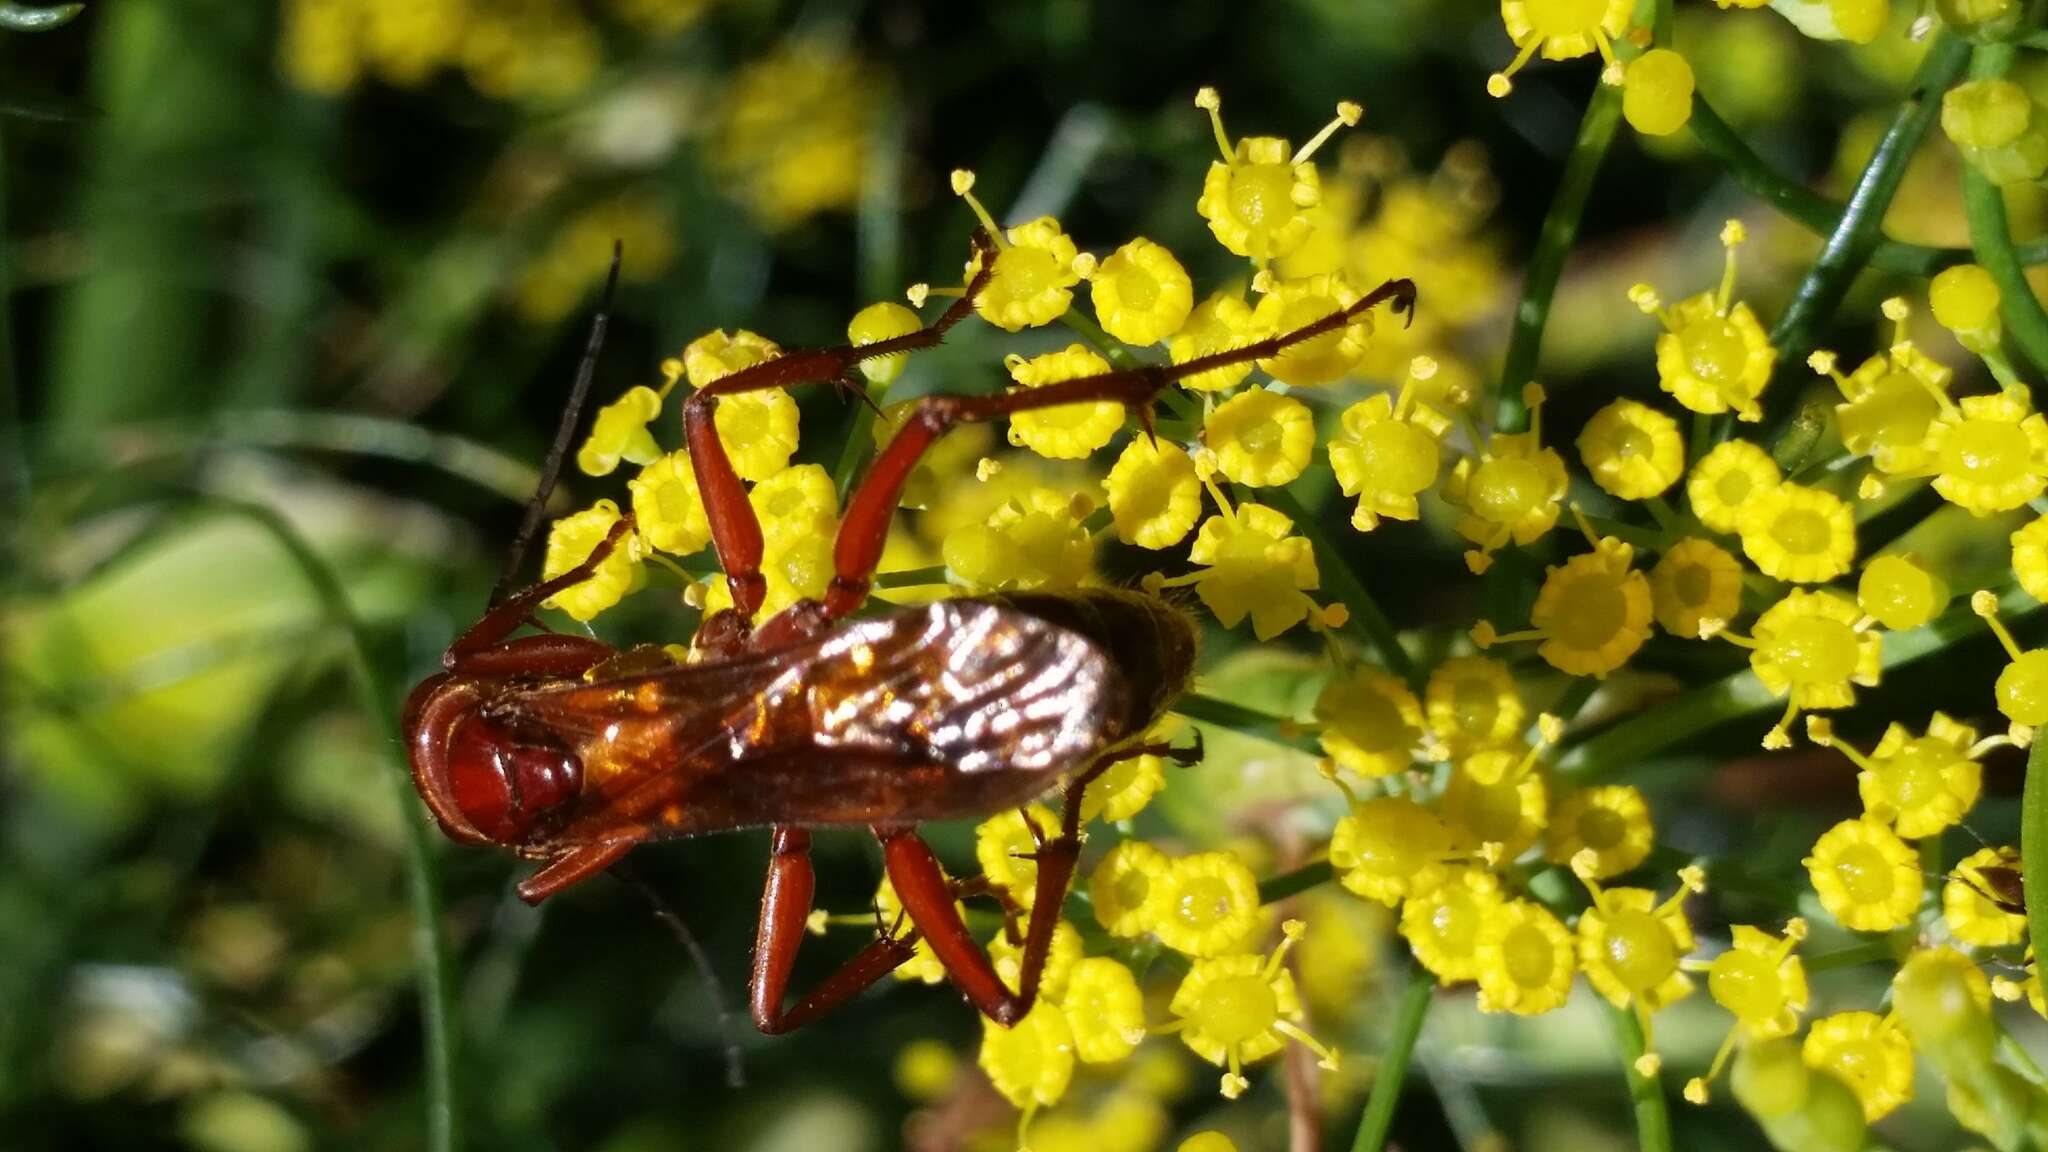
[[4, 2, 2039, 1150]]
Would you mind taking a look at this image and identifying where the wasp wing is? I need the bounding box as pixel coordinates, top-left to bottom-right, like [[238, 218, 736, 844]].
[[510, 600, 1122, 841]]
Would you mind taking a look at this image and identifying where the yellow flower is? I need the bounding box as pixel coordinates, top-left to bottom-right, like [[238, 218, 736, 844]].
[[1687, 919, 1811, 1105], [1426, 655, 1526, 757], [1326, 357, 1453, 530], [1686, 439, 1781, 534], [1944, 846, 2026, 947], [1399, 867, 1504, 983], [1578, 399, 1685, 500], [944, 487, 1095, 592], [1143, 851, 1263, 957], [1330, 795, 1452, 906], [681, 328, 777, 389], [979, 1002, 1075, 1114], [1103, 437, 1201, 549], [1855, 553, 1948, 631], [847, 300, 922, 386], [1163, 921, 1337, 1098], [577, 386, 664, 476], [991, 920, 1084, 1000], [1179, 1134, 1238, 1152], [1168, 290, 1264, 393], [2012, 515, 2048, 602], [540, 499, 644, 622], [710, 40, 873, 229], [1478, 538, 1653, 678], [1443, 384, 1569, 573], [1719, 590, 1880, 745], [1192, 90, 1357, 263], [1801, 1011, 1914, 1122], [976, 805, 1059, 910], [1573, 861, 1701, 1013], [1489, 0, 1633, 96], [954, 171, 1082, 332], [1813, 331, 1952, 478], [1061, 958, 1148, 1064], [1650, 537, 1742, 639], [892, 1038, 959, 1101], [1441, 745, 1549, 860], [1249, 272, 1376, 385], [1736, 482, 1855, 583], [875, 873, 961, 985], [1547, 784, 1655, 878], [701, 530, 835, 622], [1079, 746, 1168, 824], [627, 450, 711, 557], [515, 195, 674, 322], [1976, 589, 2048, 727], [1004, 346, 1124, 460], [1805, 818, 1921, 932], [1633, 222, 1775, 421], [1707, 922, 1809, 1039], [1205, 387, 1315, 486], [1810, 713, 1982, 839], [1087, 238, 1194, 345], [1090, 840, 1169, 938], [1474, 899, 1576, 1015], [748, 463, 838, 547], [1314, 668, 1424, 777], [1924, 389, 2048, 515], [684, 337, 801, 480], [1172, 500, 1320, 640]]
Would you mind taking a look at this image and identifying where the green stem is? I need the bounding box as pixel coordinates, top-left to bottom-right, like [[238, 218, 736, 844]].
[[1766, 33, 1970, 372], [1058, 308, 1143, 370], [206, 499, 457, 1152], [836, 98, 908, 500], [1349, 968, 1435, 1152], [1257, 860, 1333, 904], [1805, 939, 1898, 972], [1175, 692, 1317, 753], [1689, 96, 2044, 276], [1962, 42, 2048, 376], [2025, 726, 2048, 998], [1557, 583, 2041, 780], [1494, 81, 1623, 432], [875, 563, 948, 588], [1268, 486, 1421, 692], [1611, 1007, 1672, 1152], [25, 410, 546, 505]]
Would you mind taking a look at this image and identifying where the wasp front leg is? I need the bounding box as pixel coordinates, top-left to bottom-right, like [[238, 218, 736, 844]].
[[442, 515, 636, 678], [749, 826, 920, 1035], [821, 277, 1417, 617], [680, 230, 999, 620]]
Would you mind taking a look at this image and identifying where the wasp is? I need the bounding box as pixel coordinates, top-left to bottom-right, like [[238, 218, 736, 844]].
[[404, 227, 1416, 1033]]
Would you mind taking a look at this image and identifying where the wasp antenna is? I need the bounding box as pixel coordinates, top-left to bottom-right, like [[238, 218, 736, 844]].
[[490, 239, 626, 608], [611, 861, 747, 1089]]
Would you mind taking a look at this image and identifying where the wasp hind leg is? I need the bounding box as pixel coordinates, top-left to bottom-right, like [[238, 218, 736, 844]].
[[749, 826, 919, 1035]]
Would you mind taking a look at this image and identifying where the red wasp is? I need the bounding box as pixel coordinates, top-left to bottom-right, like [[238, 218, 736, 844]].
[[404, 227, 1416, 1033]]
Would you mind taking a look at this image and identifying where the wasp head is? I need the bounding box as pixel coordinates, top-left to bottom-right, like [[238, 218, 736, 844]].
[[404, 675, 584, 847]]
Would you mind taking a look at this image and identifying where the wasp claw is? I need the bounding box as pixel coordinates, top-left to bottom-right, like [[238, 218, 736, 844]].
[[1169, 730, 1206, 766], [833, 372, 883, 415]]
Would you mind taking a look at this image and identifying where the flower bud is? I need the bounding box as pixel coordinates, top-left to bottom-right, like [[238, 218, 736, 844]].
[[1732, 1038, 1867, 1152], [1943, 80, 2048, 185], [1892, 947, 1996, 1065]]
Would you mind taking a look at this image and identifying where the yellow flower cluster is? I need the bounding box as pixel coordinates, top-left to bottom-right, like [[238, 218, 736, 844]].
[[282, 0, 696, 100], [504, 48, 2048, 1145]]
